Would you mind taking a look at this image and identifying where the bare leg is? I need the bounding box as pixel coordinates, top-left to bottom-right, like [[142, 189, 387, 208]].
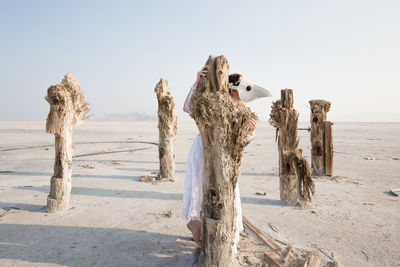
[[187, 220, 202, 247]]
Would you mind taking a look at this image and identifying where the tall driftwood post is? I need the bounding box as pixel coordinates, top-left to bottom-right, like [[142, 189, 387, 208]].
[[190, 55, 256, 266], [45, 72, 89, 213], [270, 89, 315, 205], [324, 120, 333, 176], [154, 78, 177, 181], [309, 100, 333, 176]]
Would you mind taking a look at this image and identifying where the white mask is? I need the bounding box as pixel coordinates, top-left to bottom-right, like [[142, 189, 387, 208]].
[[230, 76, 272, 103]]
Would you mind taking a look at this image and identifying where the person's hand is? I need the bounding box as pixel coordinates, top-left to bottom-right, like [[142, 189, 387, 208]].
[[187, 220, 202, 247], [195, 65, 208, 86], [248, 119, 257, 137]]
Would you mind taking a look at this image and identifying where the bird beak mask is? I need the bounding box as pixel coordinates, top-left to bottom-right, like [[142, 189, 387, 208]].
[[230, 76, 272, 103]]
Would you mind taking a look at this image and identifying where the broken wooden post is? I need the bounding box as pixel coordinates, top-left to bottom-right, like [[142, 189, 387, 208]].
[[154, 78, 177, 181], [269, 89, 315, 205], [45, 72, 89, 213], [324, 121, 333, 176], [190, 55, 256, 266], [309, 100, 333, 176]]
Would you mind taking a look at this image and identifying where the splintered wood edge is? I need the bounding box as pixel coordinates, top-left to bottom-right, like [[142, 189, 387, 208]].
[[242, 216, 284, 253], [242, 216, 328, 267]]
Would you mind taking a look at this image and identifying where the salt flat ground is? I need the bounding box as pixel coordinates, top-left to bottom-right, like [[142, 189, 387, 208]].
[[0, 121, 399, 267]]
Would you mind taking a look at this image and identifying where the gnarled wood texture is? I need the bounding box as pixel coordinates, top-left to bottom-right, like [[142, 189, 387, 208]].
[[155, 78, 177, 181], [45, 72, 89, 213], [324, 121, 333, 176], [270, 89, 315, 205], [190, 55, 257, 266], [309, 100, 332, 176]]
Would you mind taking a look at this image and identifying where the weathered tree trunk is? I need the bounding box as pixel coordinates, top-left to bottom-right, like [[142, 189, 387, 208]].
[[270, 89, 315, 205], [324, 121, 333, 176], [154, 78, 177, 181], [45, 72, 89, 213], [309, 100, 332, 176], [190, 55, 256, 266]]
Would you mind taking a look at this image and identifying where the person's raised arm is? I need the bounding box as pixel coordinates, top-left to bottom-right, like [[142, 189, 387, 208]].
[[183, 65, 208, 115]]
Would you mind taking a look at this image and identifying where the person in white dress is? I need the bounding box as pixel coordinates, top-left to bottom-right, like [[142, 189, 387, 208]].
[[182, 65, 271, 251]]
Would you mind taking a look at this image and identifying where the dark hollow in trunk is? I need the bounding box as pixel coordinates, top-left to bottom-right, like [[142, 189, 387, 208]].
[[190, 55, 257, 266]]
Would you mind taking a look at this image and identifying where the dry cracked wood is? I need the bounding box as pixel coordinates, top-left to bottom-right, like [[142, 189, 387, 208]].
[[155, 78, 177, 181], [309, 100, 332, 176], [242, 216, 325, 267], [45, 72, 89, 213], [190, 55, 257, 266], [270, 89, 315, 205]]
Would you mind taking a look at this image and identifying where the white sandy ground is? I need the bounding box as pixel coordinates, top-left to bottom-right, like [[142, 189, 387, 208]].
[[0, 121, 399, 267]]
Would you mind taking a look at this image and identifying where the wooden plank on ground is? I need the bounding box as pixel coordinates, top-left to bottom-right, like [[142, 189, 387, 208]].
[[242, 216, 283, 253]]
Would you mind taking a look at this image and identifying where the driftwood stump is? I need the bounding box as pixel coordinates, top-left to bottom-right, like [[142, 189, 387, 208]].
[[45, 72, 89, 213], [270, 89, 315, 205], [154, 78, 177, 181], [190, 55, 257, 266], [309, 100, 333, 176]]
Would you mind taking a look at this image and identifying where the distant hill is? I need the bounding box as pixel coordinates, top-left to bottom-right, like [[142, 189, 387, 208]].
[[93, 112, 157, 122]]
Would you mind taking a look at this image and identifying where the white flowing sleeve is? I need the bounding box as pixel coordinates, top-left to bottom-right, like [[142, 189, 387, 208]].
[[183, 83, 197, 115]]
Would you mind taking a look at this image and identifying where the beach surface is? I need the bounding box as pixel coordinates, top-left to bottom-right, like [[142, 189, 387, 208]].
[[0, 121, 399, 266]]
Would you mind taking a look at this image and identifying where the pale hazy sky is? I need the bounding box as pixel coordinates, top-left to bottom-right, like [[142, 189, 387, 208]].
[[1, 0, 399, 122]]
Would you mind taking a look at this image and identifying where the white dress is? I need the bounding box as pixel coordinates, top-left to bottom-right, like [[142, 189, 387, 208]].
[[181, 84, 244, 252]]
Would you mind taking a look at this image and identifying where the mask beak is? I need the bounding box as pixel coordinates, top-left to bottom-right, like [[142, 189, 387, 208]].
[[234, 76, 272, 103]]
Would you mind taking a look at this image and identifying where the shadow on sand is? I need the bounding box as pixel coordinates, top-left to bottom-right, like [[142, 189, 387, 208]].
[[0, 224, 197, 266], [115, 167, 185, 174], [0, 203, 46, 213], [4, 170, 282, 207], [241, 172, 277, 177], [1, 171, 142, 181], [1, 170, 277, 179], [13, 185, 283, 207], [73, 159, 186, 165]]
